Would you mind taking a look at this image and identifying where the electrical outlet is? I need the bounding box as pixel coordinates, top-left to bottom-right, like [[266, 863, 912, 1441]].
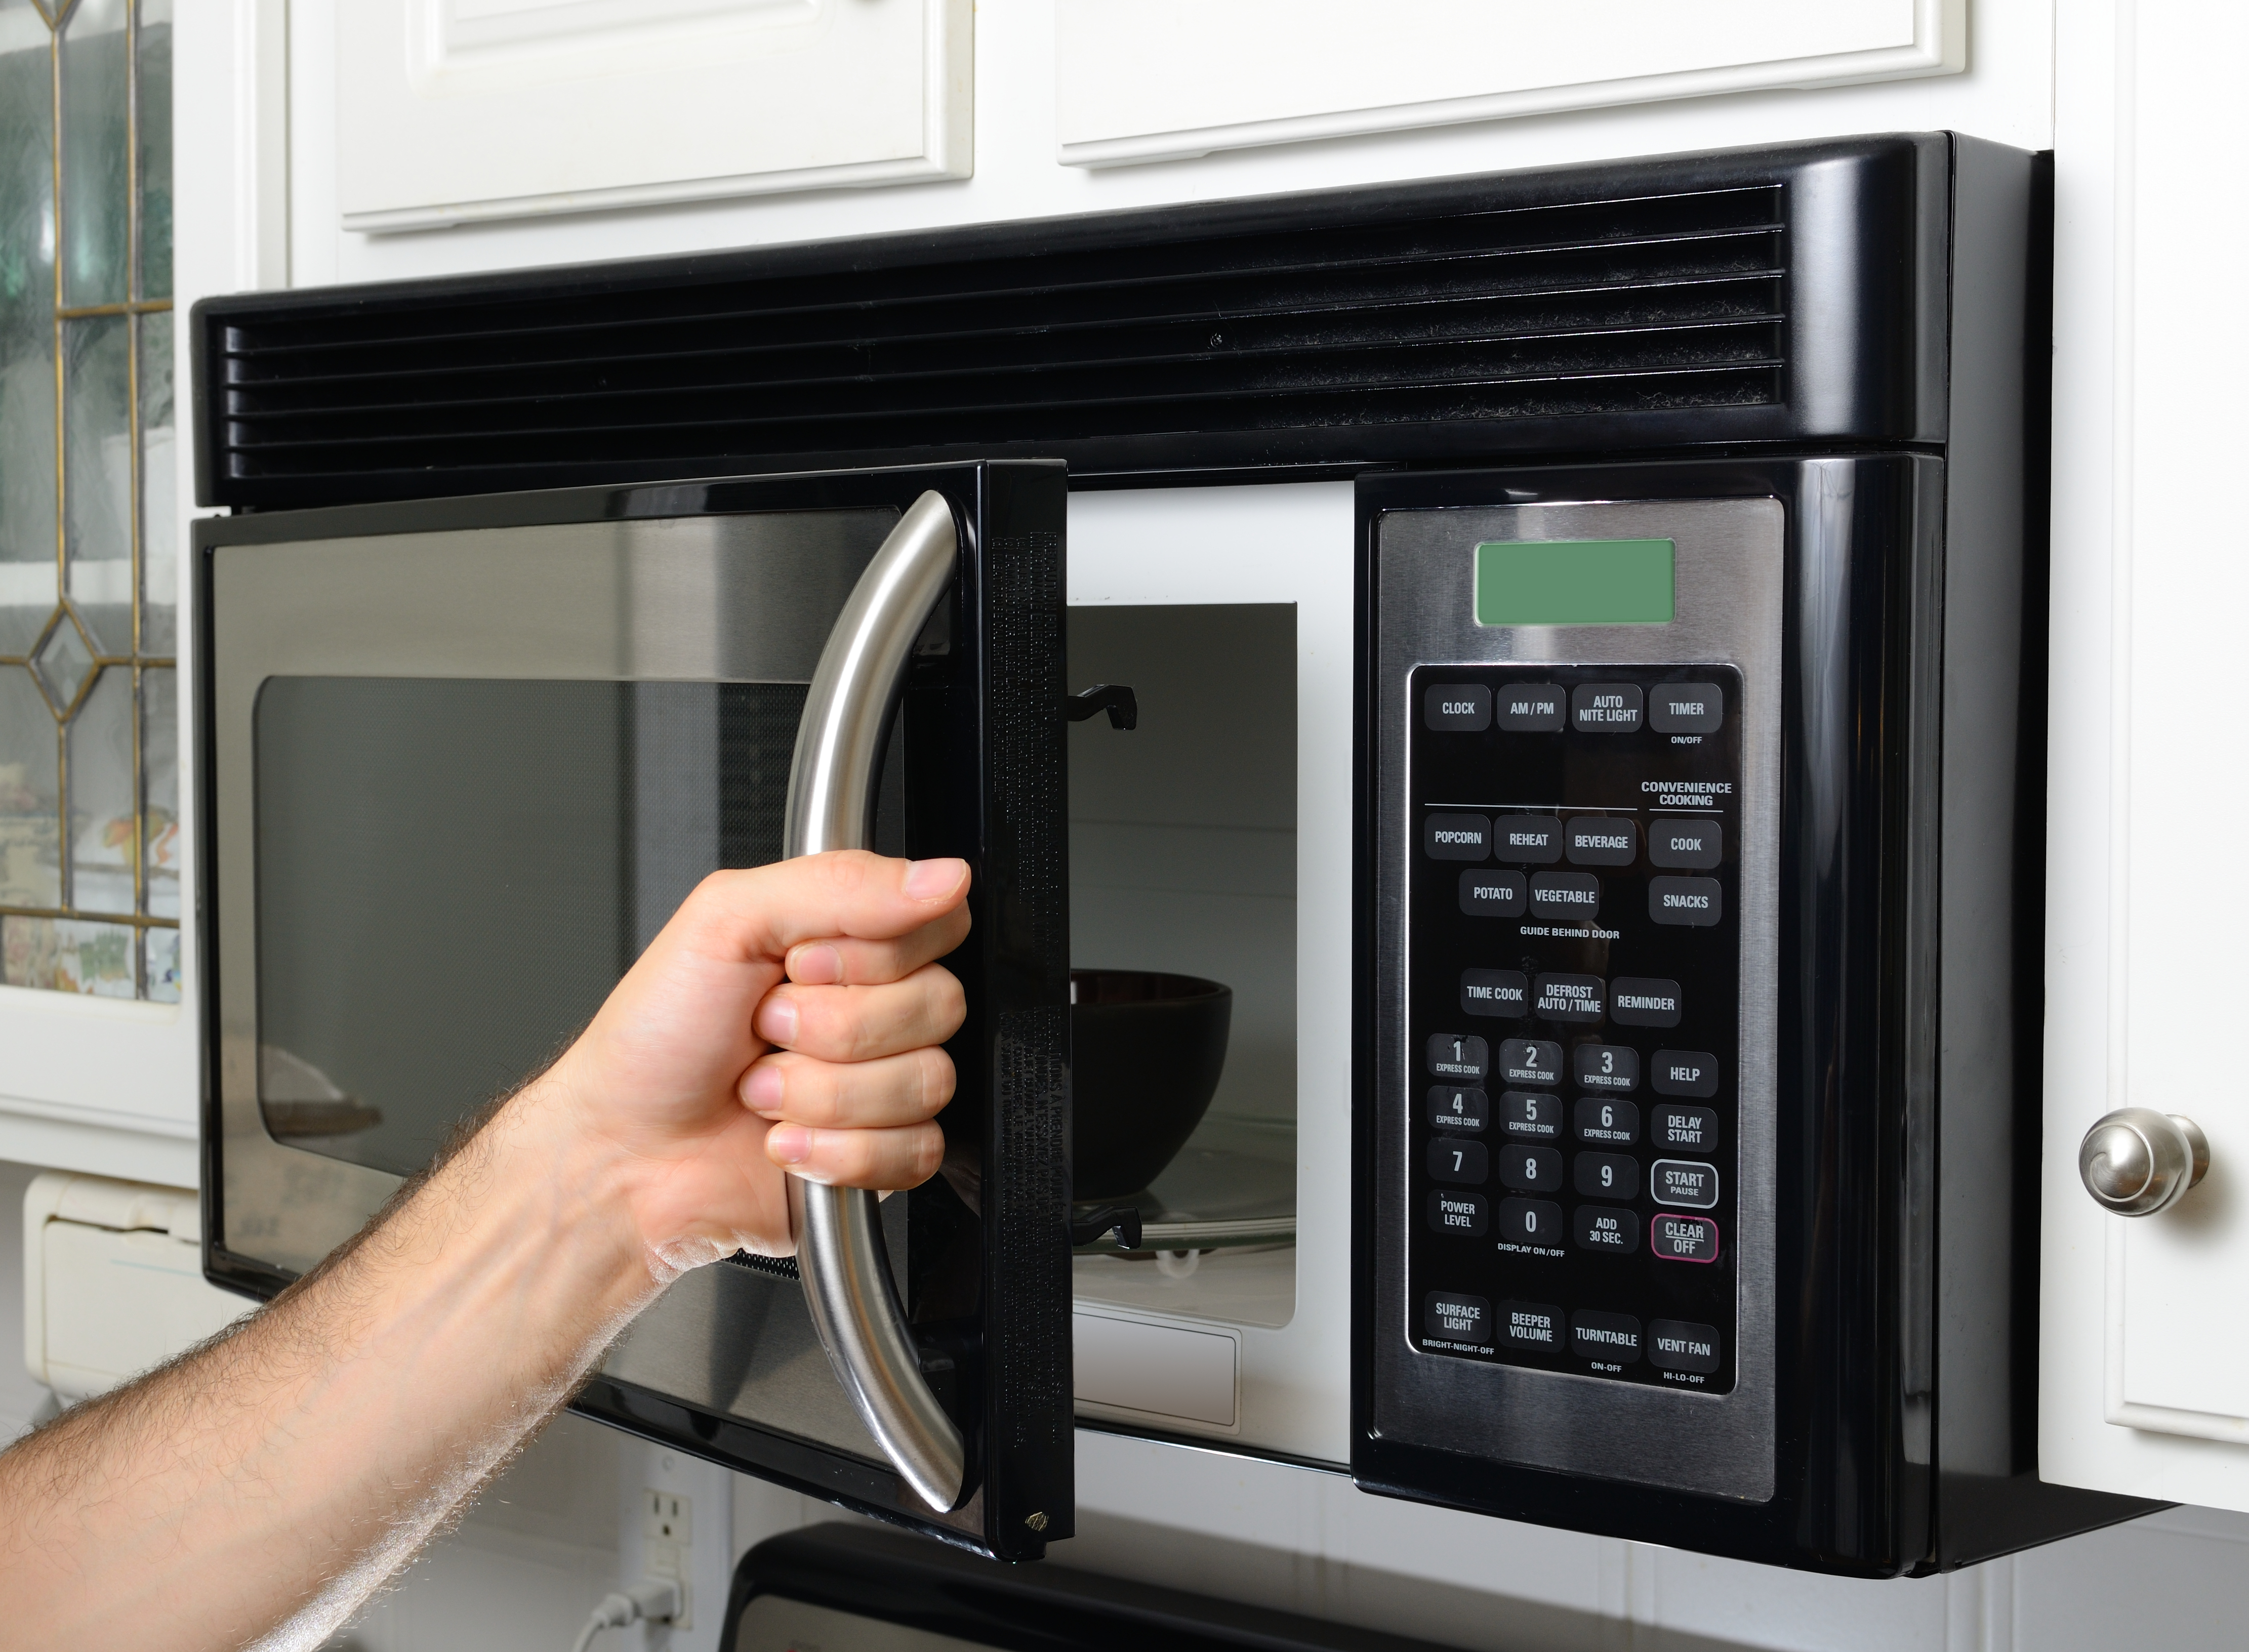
[[624, 1445, 731, 1651], [642, 1488, 693, 1629]]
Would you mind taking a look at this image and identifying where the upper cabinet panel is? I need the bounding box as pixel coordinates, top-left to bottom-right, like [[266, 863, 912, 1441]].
[[337, 0, 971, 232], [1055, 0, 1962, 168]]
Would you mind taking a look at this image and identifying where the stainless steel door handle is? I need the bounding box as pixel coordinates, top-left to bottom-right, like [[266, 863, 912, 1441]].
[[782, 489, 965, 1512], [2079, 1108, 2210, 1216]]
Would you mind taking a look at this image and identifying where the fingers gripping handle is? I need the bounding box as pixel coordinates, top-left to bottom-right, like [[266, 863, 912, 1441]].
[[782, 491, 966, 1513]]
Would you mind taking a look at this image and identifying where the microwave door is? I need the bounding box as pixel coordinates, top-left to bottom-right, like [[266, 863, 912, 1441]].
[[196, 462, 1074, 1561]]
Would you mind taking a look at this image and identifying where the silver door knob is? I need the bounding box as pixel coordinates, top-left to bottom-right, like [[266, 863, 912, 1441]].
[[2079, 1108, 2210, 1216]]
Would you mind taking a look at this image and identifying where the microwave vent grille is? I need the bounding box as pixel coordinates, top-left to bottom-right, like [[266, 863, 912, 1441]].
[[202, 183, 1786, 505]]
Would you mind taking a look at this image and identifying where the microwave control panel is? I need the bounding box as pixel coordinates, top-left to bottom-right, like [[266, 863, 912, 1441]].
[[1407, 664, 1742, 1394]]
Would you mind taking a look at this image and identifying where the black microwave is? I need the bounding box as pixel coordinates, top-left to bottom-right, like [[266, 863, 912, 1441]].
[[194, 132, 2153, 1575]]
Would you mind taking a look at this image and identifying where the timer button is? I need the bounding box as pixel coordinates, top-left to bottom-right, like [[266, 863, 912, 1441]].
[[1649, 682, 1725, 734]]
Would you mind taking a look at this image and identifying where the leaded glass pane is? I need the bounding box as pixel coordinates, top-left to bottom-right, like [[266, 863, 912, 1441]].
[[62, 311, 131, 652], [28, 606, 90, 714], [0, 5, 57, 658], [142, 660, 174, 915], [135, 0, 169, 301], [4, 914, 135, 995], [0, 662, 59, 908], [67, 661, 131, 913], [59, 0, 128, 309], [138, 307, 172, 650], [142, 921, 177, 1001]]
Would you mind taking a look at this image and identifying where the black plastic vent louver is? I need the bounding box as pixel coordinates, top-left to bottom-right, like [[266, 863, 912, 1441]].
[[196, 141, 1944, 508]]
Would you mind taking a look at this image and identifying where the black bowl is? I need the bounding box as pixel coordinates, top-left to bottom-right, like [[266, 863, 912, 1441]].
[[1071, 969, 1233, 1202]]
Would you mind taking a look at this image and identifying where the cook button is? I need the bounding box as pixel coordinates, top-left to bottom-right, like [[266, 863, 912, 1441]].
[[1574, 1151, 1640, 1201], [1650, 875, 1724, 926], [1647, 1319, 1723, 1374], [1494, 814, 1563, 864], [1573, 1204, 1640, 1254], [1649, 682, 1725, 734], [1502, 1090, 1563, 1140], [1652, 1103, 1719, 1152], [1498, 1300, 1565, 1351], [1571, 1309, 1644, 1362], [1574, 1097, 1640, 1146], [1497, 1145, 1564, 1193], [1564, 816, 1638, 867], [1650, 1050, 1719, 1097], [1610, 977, 1683, 1028], [1428, 1086, 1490, 1132], [1497, 1197, 1563, 1247], [1424, 683, 1492, 732], [1651, 1213, 1722, 1263], [1422, 1290, 1492, 1345], [1498, 1038, 1565, 1085], [1458, 869, 1526, 918], [1531, 972, 1604, 1023], [1496, 683, 1566, 732], [1427, 1189, 1489, 1236], [1428, 1138, 1489, 1185], [1647, 817, 1724, 870], [1571, 683, 1645, 734], [1572, 1043, 1639, 1092], [1427, 1034, 1491, 1082], [1529, 872, 1602, 920], [1460, 969, 1529, 1018], [1652, 1159, 1720, 1209], [1424, 812, 1492, 861]]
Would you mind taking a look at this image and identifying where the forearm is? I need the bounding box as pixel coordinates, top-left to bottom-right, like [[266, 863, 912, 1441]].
[[0, 1078, 657, 1651]]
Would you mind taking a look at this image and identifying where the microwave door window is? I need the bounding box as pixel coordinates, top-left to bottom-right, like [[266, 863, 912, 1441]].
[[251, 676, 808, 1173]]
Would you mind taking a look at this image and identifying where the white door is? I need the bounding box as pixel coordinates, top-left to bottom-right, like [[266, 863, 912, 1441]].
[[2042, 0, 2249, 1508]]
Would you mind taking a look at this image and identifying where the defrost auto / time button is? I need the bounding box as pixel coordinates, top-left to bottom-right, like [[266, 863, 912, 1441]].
[[1531, 973, 1604, 1023]]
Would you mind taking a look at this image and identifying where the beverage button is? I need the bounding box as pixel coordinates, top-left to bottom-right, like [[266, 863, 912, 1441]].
[[1460, 968, 1529, 1018], [1496, 683, 1566, 732], [1649, 875, 1724, 926], [1564, 816, 1638, 867], [1498, 1038, 1565, 1085], [1428, 1085, 1490, 1133], [1531, 972, 1604, 1023], [1529, 872, 1602, 920], [1427, 1138, 1489, 1185], [1423, 683, 1492, 732], [1497, 1197, 1564, 1248], [1610, 976, 1683, 1027], [1648, 1319, 1723, 1374], [1574, 1097, 1640, 1146], [1649, 682, 1725, 734], [1494, 814, 1564, 864], [1574, 1151, 1640, 1200], [1652, 1159, 1720, 1210], [1571, 1309, 1644, 1362], [1652, 1213, 1722, 1263], [1573, 1204, 1640, 1254], [1497, 1145, 1564, 1194], [1427, 1034, 1491, 1082], [1501, 1090, 1564, 1140], [1423, 812, 1492, 861], [1498, 1300, 1566, 1351], [1422, 1290, 1493, 1347], [1650, 1050, 1719, 1097], [1571, 683, 1645, 734], [1458, 868, 1526, 918], [1572, 1043, 1640, 1092], [1647, 817, 1724, 870], [1427, 1190, 1489, 1236], [1652, 1103, 1720, 1152]]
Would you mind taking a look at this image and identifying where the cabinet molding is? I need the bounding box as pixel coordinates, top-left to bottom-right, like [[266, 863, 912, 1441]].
[[1055, 0, 1964, 168], [338, 0, 971, 233]]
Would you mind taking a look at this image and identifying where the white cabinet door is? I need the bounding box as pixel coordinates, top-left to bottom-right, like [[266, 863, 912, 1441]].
[[2043, 0, 2249, 1508], [335, 0, 970, 231]]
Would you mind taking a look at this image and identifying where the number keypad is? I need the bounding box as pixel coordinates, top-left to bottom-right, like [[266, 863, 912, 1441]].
[[1409, 665, 1742, 1392]]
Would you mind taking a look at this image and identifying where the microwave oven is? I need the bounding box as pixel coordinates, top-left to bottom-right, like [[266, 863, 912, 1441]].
[[193, 133, 2153, 1574]]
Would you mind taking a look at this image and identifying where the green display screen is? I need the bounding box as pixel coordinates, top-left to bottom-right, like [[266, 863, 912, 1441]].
[[1474, 538, 1676, 626]]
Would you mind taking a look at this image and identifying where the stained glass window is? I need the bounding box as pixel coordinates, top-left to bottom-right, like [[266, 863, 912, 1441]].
[[0, 0, 176, 1001]]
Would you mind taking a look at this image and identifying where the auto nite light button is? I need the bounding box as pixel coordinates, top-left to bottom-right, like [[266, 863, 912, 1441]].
[[1651, 1213, 1721, 1262]]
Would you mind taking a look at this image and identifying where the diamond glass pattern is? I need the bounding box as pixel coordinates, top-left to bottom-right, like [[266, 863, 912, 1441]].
[[29, 611, 92, 716]]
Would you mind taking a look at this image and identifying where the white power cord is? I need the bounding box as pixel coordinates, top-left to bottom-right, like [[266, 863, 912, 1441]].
[[567, 1578, 681, 1652]]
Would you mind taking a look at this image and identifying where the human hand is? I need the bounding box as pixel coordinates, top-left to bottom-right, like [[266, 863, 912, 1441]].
[[530, 851, 971, 1277]]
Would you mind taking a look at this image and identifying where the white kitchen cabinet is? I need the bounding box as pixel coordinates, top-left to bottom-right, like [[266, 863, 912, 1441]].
[[332, 0, 971, 231], [2040, 0, 2249, 1511]]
